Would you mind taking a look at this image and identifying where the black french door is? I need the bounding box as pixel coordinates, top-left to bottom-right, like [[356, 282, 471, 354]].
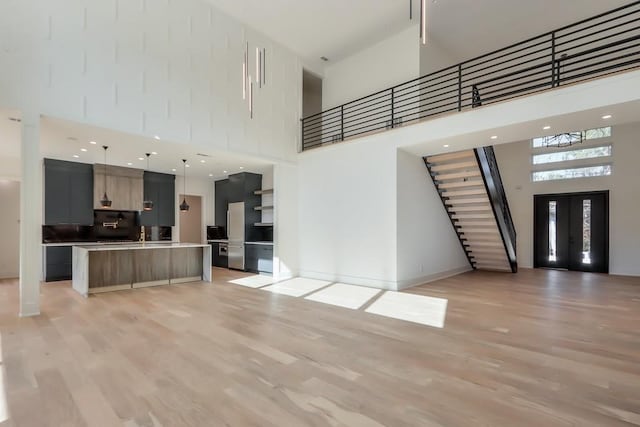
[[534, 191, 609, 273]]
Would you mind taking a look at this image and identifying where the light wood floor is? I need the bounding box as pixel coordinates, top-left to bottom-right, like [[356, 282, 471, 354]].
[[0, 268, 639, 426]]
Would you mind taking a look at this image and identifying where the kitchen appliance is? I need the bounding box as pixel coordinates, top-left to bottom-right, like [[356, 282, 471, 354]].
[[227, 202, 245, 270], [206, 225, 226, 240], [218, 243, 228, 257]]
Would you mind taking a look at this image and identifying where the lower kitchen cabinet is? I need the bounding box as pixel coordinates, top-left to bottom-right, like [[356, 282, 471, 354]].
[[45, 246, 72, 282], [245, 244, 273, 274], [212, 243, 229, 268]]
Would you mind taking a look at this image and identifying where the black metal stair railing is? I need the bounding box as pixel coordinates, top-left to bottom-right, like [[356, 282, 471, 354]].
[[475, 146, 517, 273], [301, 1, 640, 151]]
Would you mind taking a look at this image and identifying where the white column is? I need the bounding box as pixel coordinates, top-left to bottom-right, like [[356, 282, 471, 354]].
[[272, 163, 298, 280], [19, 112, 42, 317]]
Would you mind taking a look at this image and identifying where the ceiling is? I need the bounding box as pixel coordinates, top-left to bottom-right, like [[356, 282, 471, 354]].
[[0, 110, 273, 180], [206, 0, 631, 67]]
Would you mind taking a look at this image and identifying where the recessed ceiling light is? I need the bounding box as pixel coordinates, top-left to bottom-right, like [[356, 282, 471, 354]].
[[602, 114, 612, 119], [154, 135, 160, 140], [138, 157, 144, 161], [151, 151, 158, 155], [80, 148, 87, 152], [171, 168, 176, 172], [127, 162, 133, 166], [73, 155, 79, 158], [543, 125, 551, 130], [443, 144, 449, 148], [186, 164, 190, 168], [89, 141, 97, 145], [239, 166, 244, 169], [209, 173, 213, 177], [490, 135, 498, 140], [223, 170, 228, 173], [200, 160, 206, 163]]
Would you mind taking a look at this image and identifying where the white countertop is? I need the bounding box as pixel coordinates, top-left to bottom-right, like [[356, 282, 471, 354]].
[[43, 241, 178, 247], [245, 241, 274, 246], [73, 242, 210, 251]]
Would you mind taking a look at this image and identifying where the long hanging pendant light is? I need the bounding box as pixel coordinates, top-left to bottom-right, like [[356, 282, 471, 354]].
[[420, 0, 427, 45], [100, 146, 112, 208], [179, 159, 190, 212], [142, 153, 154, 211]]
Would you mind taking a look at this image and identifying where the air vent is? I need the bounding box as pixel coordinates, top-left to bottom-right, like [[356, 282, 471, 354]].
[[8, 117, 21, 122], [196, 153, 212, 157]]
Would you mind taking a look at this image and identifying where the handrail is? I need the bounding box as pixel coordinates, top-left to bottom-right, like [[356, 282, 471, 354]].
[[301, 1, 640, 151], [475, 146, 517, 273]]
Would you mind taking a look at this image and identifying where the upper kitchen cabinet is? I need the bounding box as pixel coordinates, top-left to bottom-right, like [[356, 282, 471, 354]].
[[214, 179, 230, 228], [140, 171, 175, 227], [93, 164, 143, 211], [44, 159, 94, 225]]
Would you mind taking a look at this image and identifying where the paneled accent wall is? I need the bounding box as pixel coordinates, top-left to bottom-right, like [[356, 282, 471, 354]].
[[0, 0, 302, 161], [93, 164, 143, 211]]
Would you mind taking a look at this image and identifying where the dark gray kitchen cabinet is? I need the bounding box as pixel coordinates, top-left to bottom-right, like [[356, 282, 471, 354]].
[[211, 243, 228, 268], [140, 172, 175, 227], [45, 246, 72, 281], [214, 179, 230, 228], [44, 159, 93, 225], [245, 244, 273, 274]]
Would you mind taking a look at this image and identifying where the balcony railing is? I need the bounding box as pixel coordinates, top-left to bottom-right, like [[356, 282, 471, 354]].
[[301, 1, 640, 151]]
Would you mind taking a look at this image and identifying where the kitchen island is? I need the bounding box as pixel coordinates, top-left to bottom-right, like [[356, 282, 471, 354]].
[[72, 243, 211, 296]]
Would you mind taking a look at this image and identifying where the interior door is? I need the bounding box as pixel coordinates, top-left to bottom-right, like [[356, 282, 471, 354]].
[[534, 191, 608, 273]]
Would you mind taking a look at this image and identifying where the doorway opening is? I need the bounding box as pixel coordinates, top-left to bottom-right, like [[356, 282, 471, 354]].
[[534, 191, 609, 273], [0, 180, 20, 280], [179, 194, 202, 243], [302, 69, 323, 119]]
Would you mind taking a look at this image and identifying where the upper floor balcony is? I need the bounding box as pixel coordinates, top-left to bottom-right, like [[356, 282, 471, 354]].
[[301, 1, 640, 152]]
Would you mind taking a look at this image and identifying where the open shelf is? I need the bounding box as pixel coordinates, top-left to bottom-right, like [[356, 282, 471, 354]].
[[254, 206, 273, 211], [254, 222, 274, 227], [254, 188, 273, 195]]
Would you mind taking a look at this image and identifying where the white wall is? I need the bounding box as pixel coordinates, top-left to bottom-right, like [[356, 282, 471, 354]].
[[322, 25, 420, 110], [298, 138, 398, 289], [175, 175, 214, 244], [0, 0, 302, 163], [0, 180, 20, 279], [396, 149, 470, 287], [494, 122, 640, 276], [420, 37, 458, 76]]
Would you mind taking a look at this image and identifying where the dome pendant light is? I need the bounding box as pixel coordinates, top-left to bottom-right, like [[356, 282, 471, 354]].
[[142, 153, 154, 211], [100, 145, 112, 208], [179, 159, 190, 212]]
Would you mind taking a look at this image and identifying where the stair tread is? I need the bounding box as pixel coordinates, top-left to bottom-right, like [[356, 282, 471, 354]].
[[426, 150, 475, 164], [451, 213, 495, 219], [438, 180, 485, 189], [435, 170, 481, 181], [442, 189, 487, 197], [448, 205, 493, 212], [445, 197, 490, 205], [430, 161, 478, 172]]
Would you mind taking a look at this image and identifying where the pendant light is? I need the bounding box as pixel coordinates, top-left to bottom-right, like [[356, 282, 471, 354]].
[[142, 153, 154, 211], [100, 146, 112, 208], [179, 159, 190, 212]]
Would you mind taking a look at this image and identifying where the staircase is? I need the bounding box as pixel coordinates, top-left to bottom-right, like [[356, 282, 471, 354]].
[[424, 147, 517, 273]]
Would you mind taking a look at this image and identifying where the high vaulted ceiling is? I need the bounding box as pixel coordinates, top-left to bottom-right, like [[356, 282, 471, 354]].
[[206, 0, 631, 67]]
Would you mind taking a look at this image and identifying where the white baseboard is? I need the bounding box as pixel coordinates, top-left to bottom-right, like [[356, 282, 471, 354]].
[[19, 302, 40, 317], [299, 265, 472, 291], [395, 265, 473, 290]]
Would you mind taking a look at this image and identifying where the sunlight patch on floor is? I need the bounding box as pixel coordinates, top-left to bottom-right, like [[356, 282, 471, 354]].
[[365, 292, 448, 328], [261, 277, 331, 297], [305, 283, 381, 310], [228, 275, 278, 288]]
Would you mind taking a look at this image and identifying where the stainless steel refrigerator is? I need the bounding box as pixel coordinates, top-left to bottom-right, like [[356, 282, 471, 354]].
[[227, 202, 245, 270]]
